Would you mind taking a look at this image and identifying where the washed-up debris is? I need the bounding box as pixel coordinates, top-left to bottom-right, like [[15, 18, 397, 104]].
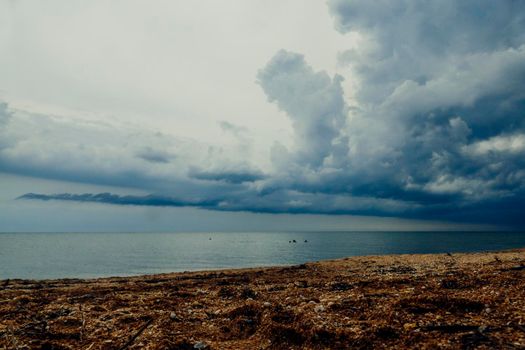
[[117, 317, 153, 350], [421, 324, 481, 333], [1, 249, 524, 349], [502, 263, 525, 271], [314, 304, 325, 313], [328, 281, 352, 291], [193, 340, 208, 349]]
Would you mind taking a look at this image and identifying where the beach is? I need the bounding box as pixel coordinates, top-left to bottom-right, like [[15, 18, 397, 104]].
[[1, 249, 524, 349]]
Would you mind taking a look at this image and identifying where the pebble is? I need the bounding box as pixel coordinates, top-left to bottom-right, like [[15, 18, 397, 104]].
[[403, 323, 416, 330], [263, 302, 271, 307], [314, 304, 325, 312], [194, 341, 208, 349], [170, 312, 177, 320]]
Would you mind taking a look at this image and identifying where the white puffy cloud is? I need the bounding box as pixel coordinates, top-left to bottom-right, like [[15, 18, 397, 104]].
[[257, 50, 349, 169], [464, 134, 525, 156]]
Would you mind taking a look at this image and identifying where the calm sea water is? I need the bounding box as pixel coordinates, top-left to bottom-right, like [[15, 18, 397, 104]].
[[1, 231, 524, 280]]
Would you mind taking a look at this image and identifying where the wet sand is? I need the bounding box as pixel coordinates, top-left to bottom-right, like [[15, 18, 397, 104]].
[[1, 249, 524, 349]]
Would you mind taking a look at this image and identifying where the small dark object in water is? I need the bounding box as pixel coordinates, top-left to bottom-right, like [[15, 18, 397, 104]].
[[209, 238, 212, 240], [304, 240, 308, 243], [289, 240, 291, 243], [292, 240, 296, 243]]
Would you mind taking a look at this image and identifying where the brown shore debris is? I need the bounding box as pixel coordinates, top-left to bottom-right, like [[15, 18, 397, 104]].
[[1, 248, 525, 349]]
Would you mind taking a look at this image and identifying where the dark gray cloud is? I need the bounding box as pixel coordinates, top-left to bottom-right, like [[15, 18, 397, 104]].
[[18, 192, 221, 208], [136, 147, 173, 164], [17, 190, 417, 218], [18, 186, 525, 227], [189, 168, 265, 184]]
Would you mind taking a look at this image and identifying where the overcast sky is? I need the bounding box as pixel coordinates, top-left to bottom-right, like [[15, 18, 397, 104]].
[[1, 0, 524, 232]]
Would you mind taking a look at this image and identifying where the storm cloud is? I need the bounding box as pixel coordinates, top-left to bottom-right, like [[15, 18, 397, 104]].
[[7, 1, 525, 227], [323, 0, 525, 220], [255, 1, 525, 225]]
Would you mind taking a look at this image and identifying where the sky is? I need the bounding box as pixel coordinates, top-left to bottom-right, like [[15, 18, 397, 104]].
[[1, 0, 524, 232]]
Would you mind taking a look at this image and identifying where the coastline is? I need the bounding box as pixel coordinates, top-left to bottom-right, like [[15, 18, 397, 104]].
[[1, 249, 524, 349]]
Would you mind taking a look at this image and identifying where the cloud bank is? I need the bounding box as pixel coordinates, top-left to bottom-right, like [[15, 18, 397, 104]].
[[5, 1, 525, 227]]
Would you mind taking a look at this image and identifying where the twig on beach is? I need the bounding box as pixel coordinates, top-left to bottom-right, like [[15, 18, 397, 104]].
[[501, 264, 525, 272], [117, 317, 153, 350], [511, 324, 525, 335], [79, 304, 86, 342], [421, 324, 480, 333]]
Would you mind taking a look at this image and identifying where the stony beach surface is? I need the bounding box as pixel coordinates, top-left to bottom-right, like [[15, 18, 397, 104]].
[[1, 249, 525, 349]]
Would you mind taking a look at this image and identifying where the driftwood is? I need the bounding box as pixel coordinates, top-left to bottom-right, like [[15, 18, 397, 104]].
[[421, 324, 480, 333], [501, 264, 525, 272], [117, 317, 153, 350]]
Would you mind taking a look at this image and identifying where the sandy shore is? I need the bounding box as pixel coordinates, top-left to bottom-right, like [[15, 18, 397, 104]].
[[1, 249, 525, 349]]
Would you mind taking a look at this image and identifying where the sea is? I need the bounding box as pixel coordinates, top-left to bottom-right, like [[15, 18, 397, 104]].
[[1, 231, 524, 280]]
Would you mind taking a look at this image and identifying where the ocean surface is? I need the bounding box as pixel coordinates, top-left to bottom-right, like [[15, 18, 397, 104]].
[[1, 231, 524, 280]]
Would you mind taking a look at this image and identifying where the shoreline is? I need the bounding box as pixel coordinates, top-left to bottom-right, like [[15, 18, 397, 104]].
[[1, 249, 524, 349], [4, 245, 525, 282]]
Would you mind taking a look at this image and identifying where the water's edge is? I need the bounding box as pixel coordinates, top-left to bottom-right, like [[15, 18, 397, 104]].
[[1, 231, 524, 280]]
